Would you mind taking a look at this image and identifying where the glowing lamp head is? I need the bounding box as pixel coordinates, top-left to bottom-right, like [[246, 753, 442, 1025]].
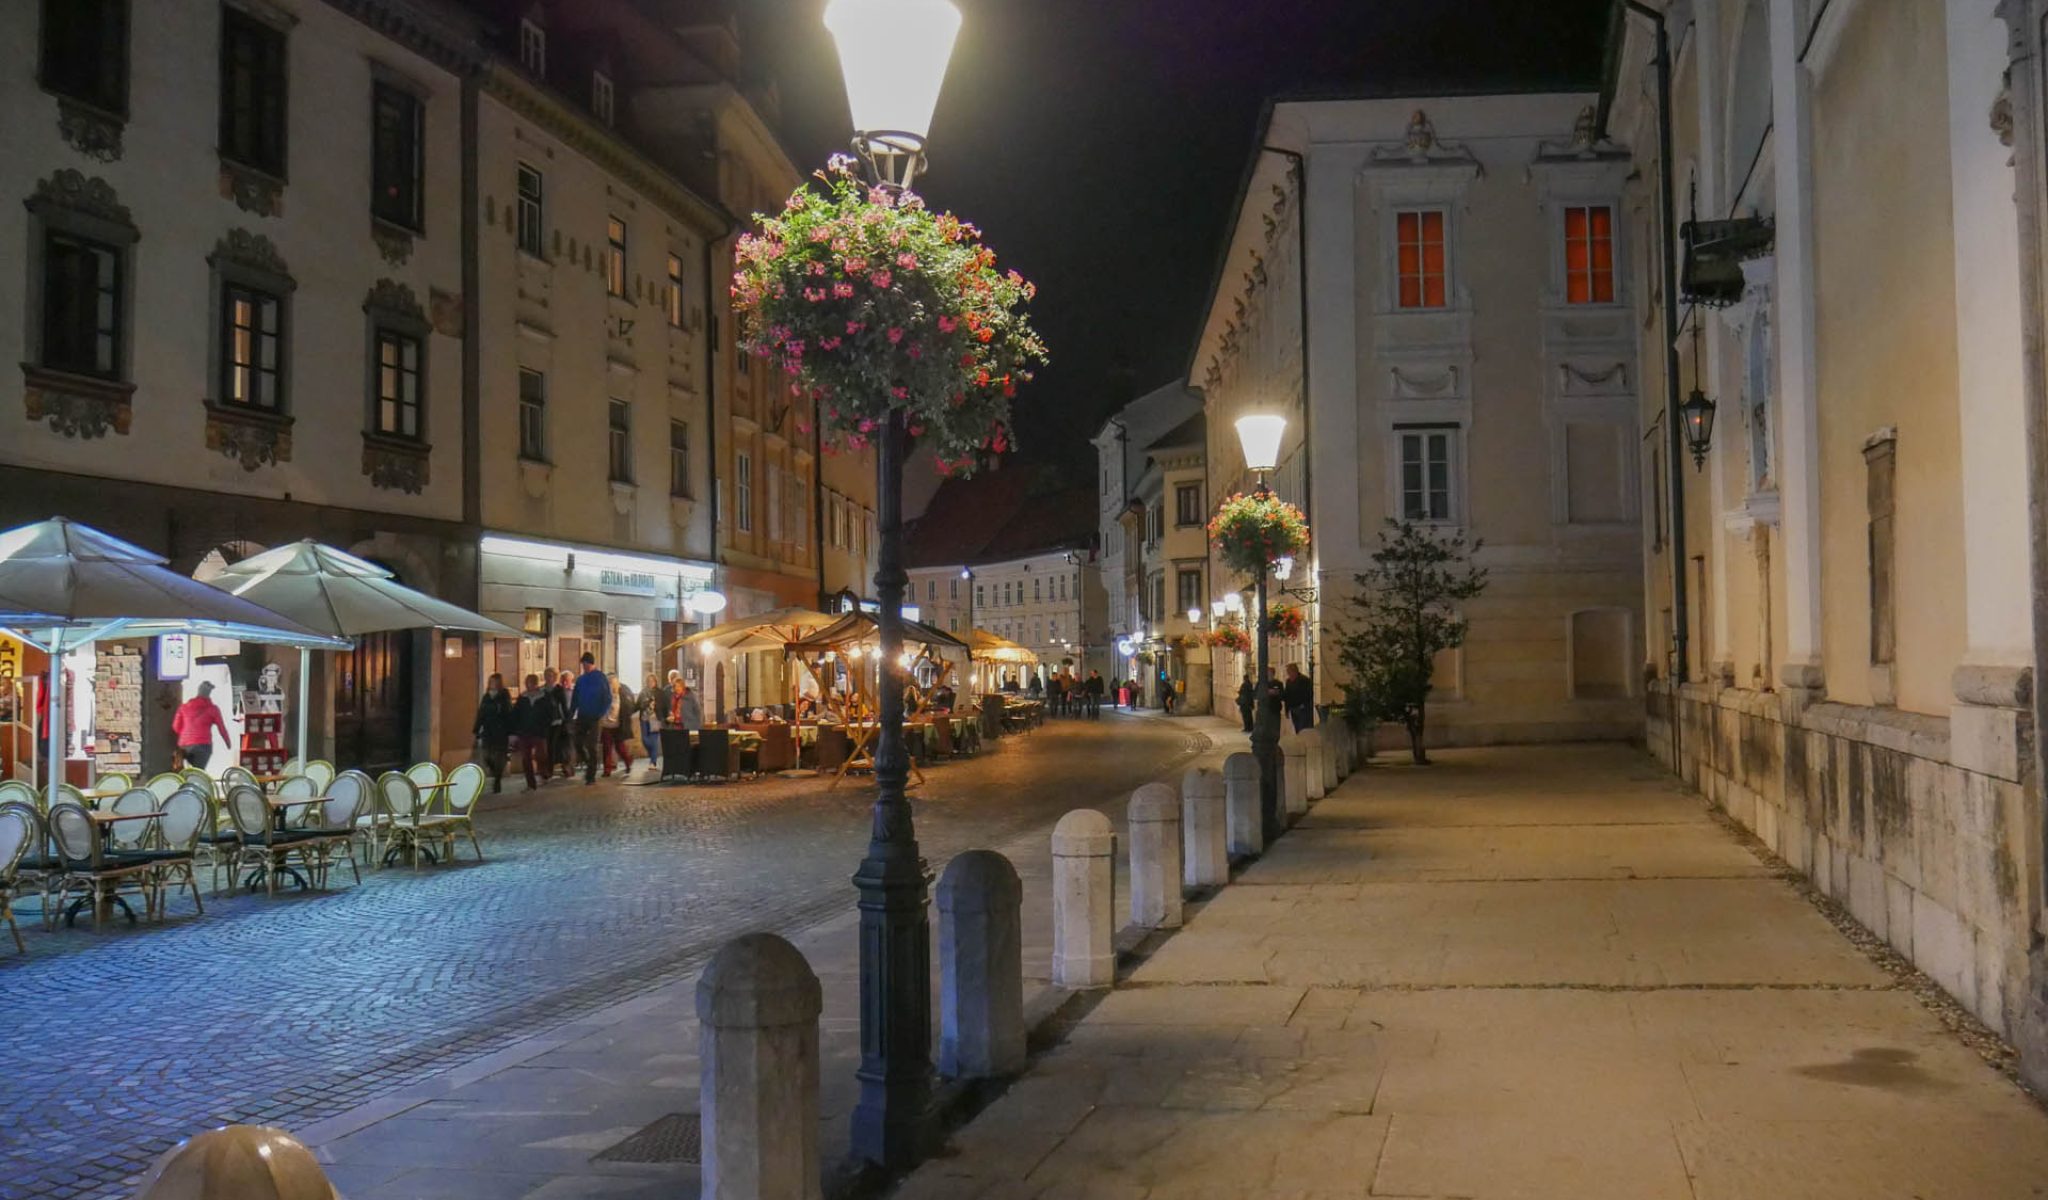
[[824, 0, 962, 145], [1274, 555, 1295, 582], [686, 589, 728, 617], [1234, 412, 1287, 475], [1186, 607, 1202, 625], [1223, 592, 1244, 613], [1211, 599, 1227, 619]]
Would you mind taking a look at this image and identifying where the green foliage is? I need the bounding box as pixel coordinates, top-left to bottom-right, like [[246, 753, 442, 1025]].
[[1335, 520, 1488, 763]]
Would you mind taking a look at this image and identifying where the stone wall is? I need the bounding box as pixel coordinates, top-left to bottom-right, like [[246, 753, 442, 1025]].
[[1647, 681, 2037, 1048]]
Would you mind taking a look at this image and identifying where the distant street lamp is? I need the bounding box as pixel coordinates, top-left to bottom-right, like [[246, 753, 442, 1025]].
[[824, 0, 962, 1169], [1236, 410, 1285, 842]]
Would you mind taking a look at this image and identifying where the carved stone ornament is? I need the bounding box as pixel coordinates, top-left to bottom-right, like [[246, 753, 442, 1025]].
[[1558, 361, 1629, 392], [31, 169, 135, 228], [1404, 110, 1436, 156], [1369, 109, 1481, 170], [1390, 364, 1461, 397], [57, 101, 124, 162], [210, 228, 291, 278], [1991, 86, 2015, 149], [364, 279, 427, 324], [429, 287, 464, 338], [371, 221, 414, 267], [204, 403, 294, 471], [219, 161, 284, 218], [22, 367, 134, 439], [362, 433, 431, 493]]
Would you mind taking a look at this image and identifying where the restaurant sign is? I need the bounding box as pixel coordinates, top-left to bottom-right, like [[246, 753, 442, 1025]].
[[599, 569, 661, 598], [157, 634, 191, 681]]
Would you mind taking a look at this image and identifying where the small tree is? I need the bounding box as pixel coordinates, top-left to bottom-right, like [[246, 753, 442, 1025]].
[[1336, 520, 1488, 764]]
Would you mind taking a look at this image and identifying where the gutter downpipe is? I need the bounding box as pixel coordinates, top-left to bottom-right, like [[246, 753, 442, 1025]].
[[1613, 1, 1691, 709], [1261, 143, 1315, 691]]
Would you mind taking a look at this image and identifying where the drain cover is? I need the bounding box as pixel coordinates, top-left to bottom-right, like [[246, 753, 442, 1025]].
[[592, 1112, 701, 1164]]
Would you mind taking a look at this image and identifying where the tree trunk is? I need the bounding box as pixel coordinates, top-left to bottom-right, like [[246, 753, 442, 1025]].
[[1407, 706, 1429, 765]]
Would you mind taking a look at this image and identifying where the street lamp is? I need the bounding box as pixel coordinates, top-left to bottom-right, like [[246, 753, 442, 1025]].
[[825, 0, 960, 1169], [1235, 409, 1286, 843]]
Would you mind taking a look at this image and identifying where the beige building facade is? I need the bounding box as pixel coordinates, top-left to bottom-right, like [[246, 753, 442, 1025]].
[[1608, 0, 2048, 1084], [1191, 93, 1646, 744]]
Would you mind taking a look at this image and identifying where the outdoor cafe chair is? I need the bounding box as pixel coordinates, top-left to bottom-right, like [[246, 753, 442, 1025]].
[[0, 781, 37, 811], [373, 772, 426, 867], [405, 762, 441, 791], [131, 786, 208, 918], [143, 772, 185, 805], [103, 788, 159, 853], [0, 801, 39, 952], [221, 765, 258, 793], [225, 783, 321, 896], [1, 798, 60, 928], [92, 771, 132, 793], [282, 757, 303, 777], [47, 800, 155, 928], [694, 729, 731, 782], [303, 775, 367, 888], [273, 775, 320, 829], [417, 762, 485, 863], [304, 760, 336, 792], [180, 767, 214, 796]]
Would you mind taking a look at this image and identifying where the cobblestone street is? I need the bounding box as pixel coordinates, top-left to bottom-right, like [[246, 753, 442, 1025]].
[[0, 712, 1206, 1200]]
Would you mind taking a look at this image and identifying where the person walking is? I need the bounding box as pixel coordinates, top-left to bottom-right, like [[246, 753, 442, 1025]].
[[513, 674, 554, 790], [172, 681, 232, 770], [569, 654, 610, 785], [1236, 677, 1256, 733], [672, 673, 704, 780], [1085, 669, 1104, 718], [1283, 663, 1315, 732], [640, 671, 668, 771], [547, 669, 573, 778], [472, 673, 514, 793], [600, 675, 636, 777]]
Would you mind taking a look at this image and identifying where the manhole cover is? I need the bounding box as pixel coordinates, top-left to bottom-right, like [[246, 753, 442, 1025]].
[[592, 1112, 701, 1164]]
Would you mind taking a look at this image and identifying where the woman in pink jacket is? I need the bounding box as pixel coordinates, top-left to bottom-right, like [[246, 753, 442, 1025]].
[[172, 681, 232, 769]]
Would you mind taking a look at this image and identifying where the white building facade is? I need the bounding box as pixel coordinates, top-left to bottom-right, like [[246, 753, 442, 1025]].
[[1191, 94, 1646, 744]]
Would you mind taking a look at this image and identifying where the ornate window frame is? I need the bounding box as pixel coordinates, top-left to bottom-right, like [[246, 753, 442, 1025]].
[[203, 229, 297, 470], [20, 170, 138, 439], [360, 280, 432, 493], [38, 0, 132, 162]]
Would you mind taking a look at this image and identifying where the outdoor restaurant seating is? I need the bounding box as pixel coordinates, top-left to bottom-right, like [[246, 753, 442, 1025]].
[[302, 776, 368, 888], [221, 765, 258, 793], [104, 788, 158, 853], [131, 786, 208, 918], [224, 783, 321, 896], [0, 781, 35, 811], [304, 760, 336, 792], [143, 772, 185, 805], [405, 761, 441, 790], [372, 772, 426, 867], [415, 762, 484, 863], [47, 800, 156, 928], [0, 801, 37, 952]]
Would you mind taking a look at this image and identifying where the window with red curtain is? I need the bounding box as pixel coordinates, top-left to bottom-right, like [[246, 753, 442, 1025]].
[[1564, 205, 1616, 304], [1395, 210, 1447, 309]]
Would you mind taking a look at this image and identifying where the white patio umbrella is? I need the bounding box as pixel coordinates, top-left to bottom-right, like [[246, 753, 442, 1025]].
[[201, 540, 520, 766], [0, 518, 350, 812]]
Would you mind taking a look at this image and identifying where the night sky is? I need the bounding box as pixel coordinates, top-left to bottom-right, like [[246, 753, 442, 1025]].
[[742, 0, 1613, 478]]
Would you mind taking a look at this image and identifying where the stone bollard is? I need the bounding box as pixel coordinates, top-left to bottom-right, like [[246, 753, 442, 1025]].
[[1301, 728, 1326, 802], [1280, 731, 1309, 822], [699, 933, 823, 1200], [133, 1126, 338, 1200], [937, 850, 1026, 1080], [1128, 783, 1183, 930], [1181, 767, 1229, 889], [1224, 752, 1263, 860], [1052, 809, 1116, 988]]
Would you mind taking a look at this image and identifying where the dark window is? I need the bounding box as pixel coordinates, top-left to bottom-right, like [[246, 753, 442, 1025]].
[[669, 419, 690, 498], [373, 329, 422, 438], [517, 368, 545, 461], [666, 254, 684, 326], [40, 0, 128, 115], [40, 231, 122, 378], [518, 18, 545, 77], [220, 7, 287, 176], [591, 71, 614, 125], [220, 284, 283, 410], [516, 164, 544, 257], [1175, 482, 1202, 526], [608, 399, 631, 483], [370, 83, 423, 231]]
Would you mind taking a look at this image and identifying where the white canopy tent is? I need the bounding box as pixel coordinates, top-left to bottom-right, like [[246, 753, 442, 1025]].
[[0, 518, 349, 812], [201, 540, 519, 766]]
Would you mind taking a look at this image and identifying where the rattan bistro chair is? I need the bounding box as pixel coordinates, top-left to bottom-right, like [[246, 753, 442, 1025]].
[[0, 801, 39, 952], [224, 783, 319, 896], [47, 801, 155, 928], [273, 775, 320, 829], [372, 772, 426, 867], [304, 774, 368, 888], [418, 762, 485, 863], [129, 786, 208, 918], [405, 761, 441, 790], [104, 788, 159, 853], [143, 772, 185, 805], [221, 765, 258, 793], [304, 760, 337, 792]]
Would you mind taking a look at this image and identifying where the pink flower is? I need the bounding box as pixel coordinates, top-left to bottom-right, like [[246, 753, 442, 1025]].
[[803, 287, 826, 302], [820, 336, 842, 351], [887, 328, 905, 344], [891, 386, 909, 400], [846, 321, 865, 335], [859, 418, 877, 433], [906, 343, 922, 360], [808, 262, 828, 276], [833, 282, 856, 299], [871, 269, 893, 290], [937, 315, 958, 334], [897, 252, 917, 269], [810, 227, 831, 243], [845, 257, 868, 275], [831, 239, 850, 254]]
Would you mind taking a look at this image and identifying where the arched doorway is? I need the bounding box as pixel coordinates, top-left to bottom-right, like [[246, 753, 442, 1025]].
[[334, 554, 416, 774]]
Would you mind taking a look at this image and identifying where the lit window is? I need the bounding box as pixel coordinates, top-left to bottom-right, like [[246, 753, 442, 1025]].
[[606, 217, 627, 297], [1564, 205, 1616, 304], [1398, 427, 1459, 522], [373, 329, 422, 439], [1395, 209, 1447, 309], [666, 254, 684, 326], [220, 284, 283, 411]]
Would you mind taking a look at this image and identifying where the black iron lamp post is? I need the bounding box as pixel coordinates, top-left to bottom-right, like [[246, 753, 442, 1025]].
[[1234, 410, 1288, 844], [824, 0, 962, 1170]]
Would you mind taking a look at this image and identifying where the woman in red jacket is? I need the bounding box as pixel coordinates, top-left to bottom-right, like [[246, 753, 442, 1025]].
[[172, 682, 232, 769]]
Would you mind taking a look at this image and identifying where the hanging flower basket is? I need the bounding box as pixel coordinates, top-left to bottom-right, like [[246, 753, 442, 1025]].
[[1208, 492, 1309, 577], [1205, 623, 1251, 652], [730, 158, 1048, 474], [1268, 603, 1306, 640]]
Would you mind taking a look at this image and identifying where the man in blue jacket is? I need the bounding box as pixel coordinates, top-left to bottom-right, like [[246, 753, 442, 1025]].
[[570, 652, 612, 785]]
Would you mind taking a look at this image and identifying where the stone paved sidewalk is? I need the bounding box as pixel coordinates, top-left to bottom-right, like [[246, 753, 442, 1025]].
[[895, 742, 2048, 1200]]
